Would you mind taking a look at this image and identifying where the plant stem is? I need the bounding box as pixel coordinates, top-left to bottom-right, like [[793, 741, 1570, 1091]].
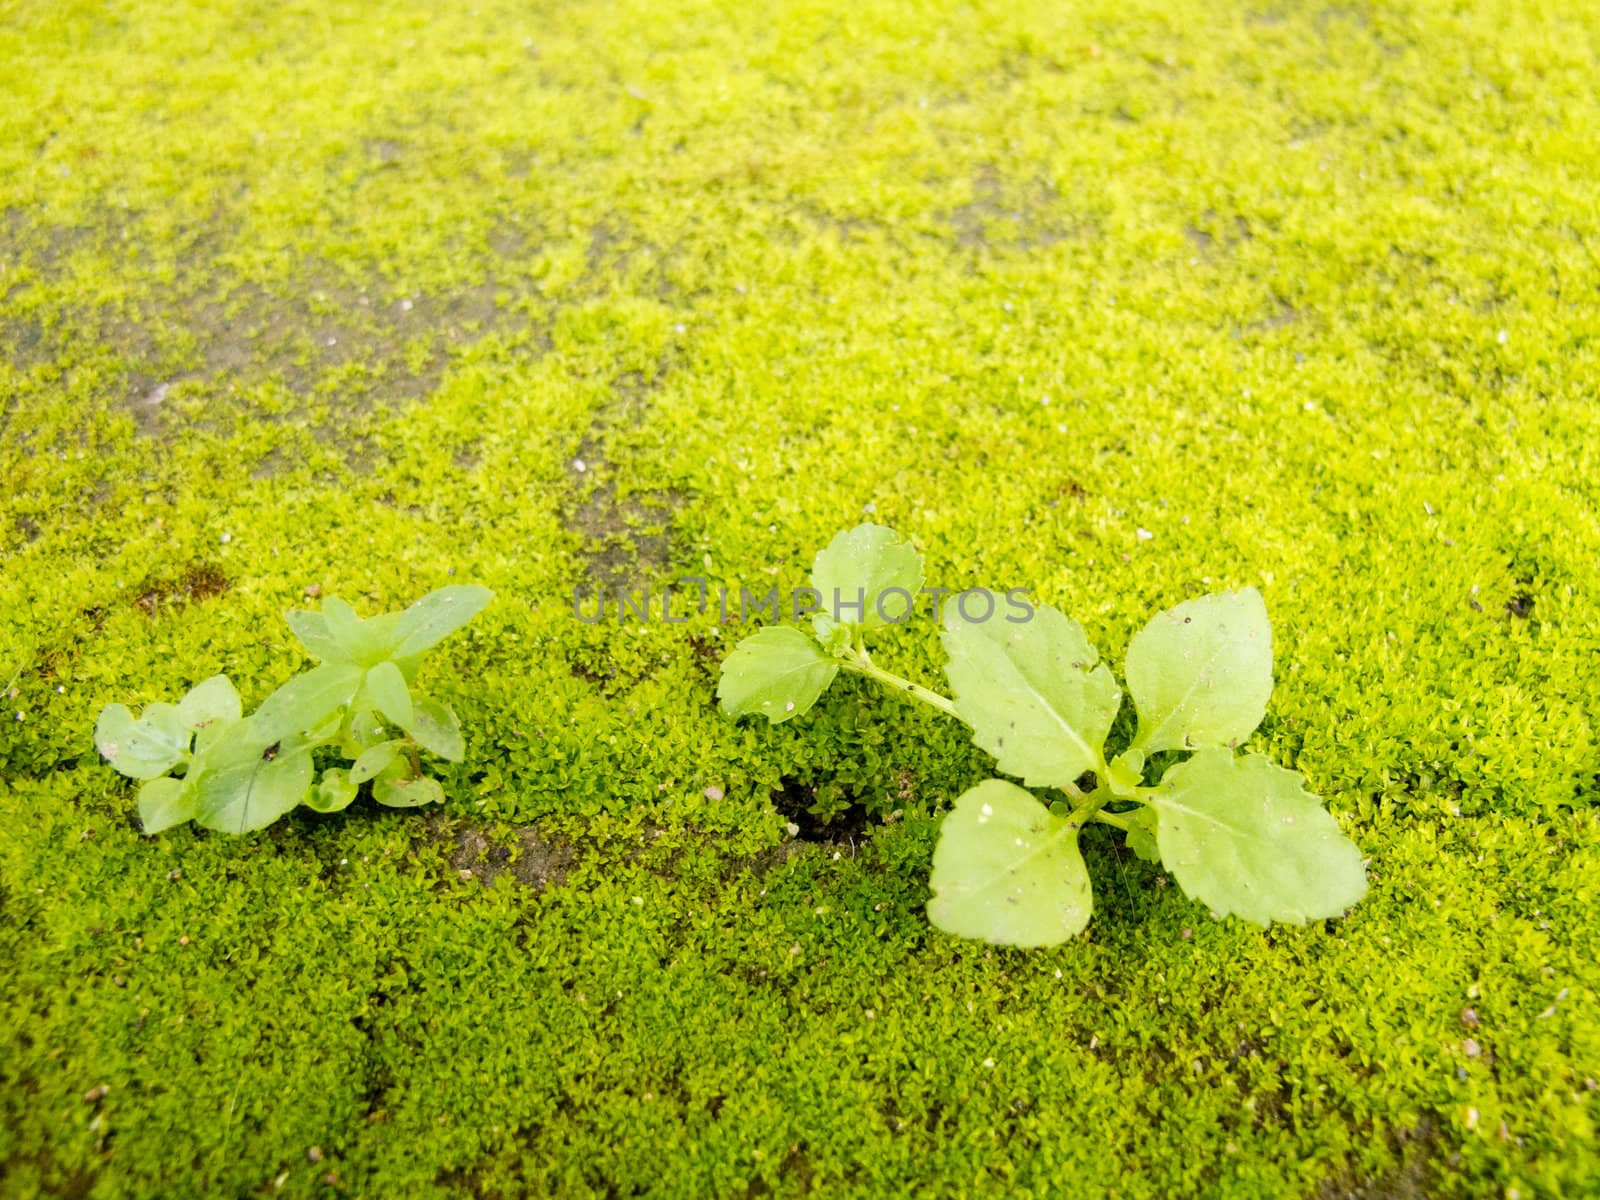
[[1090, 808, 1133, 831], [1065, 792, 1107, 830], [838, 651, 960, 720], [838, 644, 1101, 803]]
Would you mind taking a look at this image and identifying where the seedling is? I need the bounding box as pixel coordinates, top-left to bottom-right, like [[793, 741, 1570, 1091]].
[[718, 524, 1366, 947], [95, 585, 493, 834]]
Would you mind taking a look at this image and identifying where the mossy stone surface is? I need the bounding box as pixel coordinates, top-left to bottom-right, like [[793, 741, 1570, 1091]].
[[2, 0, 1598, 1196]]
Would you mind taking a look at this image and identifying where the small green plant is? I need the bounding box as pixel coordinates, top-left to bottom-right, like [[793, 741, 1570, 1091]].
[[95, 585, 493, 834], [718, 524, 1366, 947]]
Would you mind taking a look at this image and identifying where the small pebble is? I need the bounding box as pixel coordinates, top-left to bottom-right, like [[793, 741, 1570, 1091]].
[[1463, 1038, 1482, 1058], [307, 1147, 324, 1163], [703, 785, 724, 801], [304, 584, 322, 598], [83, 1085, 109, 1103], [1460, 1007, 1479, 1027]]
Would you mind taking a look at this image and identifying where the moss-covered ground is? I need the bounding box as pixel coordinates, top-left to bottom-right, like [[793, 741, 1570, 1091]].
[[3, 0, 1599, 1195]]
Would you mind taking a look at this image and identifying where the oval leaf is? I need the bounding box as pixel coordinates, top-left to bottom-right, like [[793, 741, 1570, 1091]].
[[176, 675, 242, 730], [350, 741, 402, 784], [810, 523, 923, 628], [306, 767, 359, 814], [387, 585, 494, 660], [1126, 588, 1272, 754], [1148, 749, 1368, 926], [716, 626, 839, 723], [193, 745, 314, 834], [408, 697, 464, 761], [284, 609, 352, 664], [339, 707, 390, 758], [278, 707, 343, 757], [322, 596, 386, 666], [927, 779, 1093, 948], [138, 777, 195, 834], [1125, 806, 1161, 864], [372, 775, 445, 808], [253, 664, 363, 744], [95, 702, 190, 780], [364, 660, 413, 730], [941, 604, 1120, 788]]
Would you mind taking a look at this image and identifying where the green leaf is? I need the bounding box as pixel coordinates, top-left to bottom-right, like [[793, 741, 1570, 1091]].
[[372, 774, 445, 808], [1125, 589, 1273, 754], [350, 741, 402, 784], [252, 664, 363, 744], [365, 611, 402, 649], [810, 613, 853, 656], [362, 615, 422, 683], [407, 697, 464, 761], [192, 713, 242, 758], [306, 767, 358, 813], [192, 744, 314, 834], [94, 702, 190, 781], [1107, 749, 1146, 795], [322, 596, 386, 666], [137, 777, 195, 834], [926, 779, 1093, 948], [1125, 806, 1161, 863], [278, 707, 343, 757], [339, 707, 390, 758], [940, 603, 1120, 789], [386, 585, 494, 660], [284, 609, 352, 664], [176, 675, 242, 730], [809, 523, 923, 629], [364, 660, 413, 730], [716, 626, 839, 723], [1147, 749, 1368, 926]]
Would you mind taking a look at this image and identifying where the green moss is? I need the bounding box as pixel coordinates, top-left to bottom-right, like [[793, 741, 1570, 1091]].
[[3, 0, 1599, 1195]]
